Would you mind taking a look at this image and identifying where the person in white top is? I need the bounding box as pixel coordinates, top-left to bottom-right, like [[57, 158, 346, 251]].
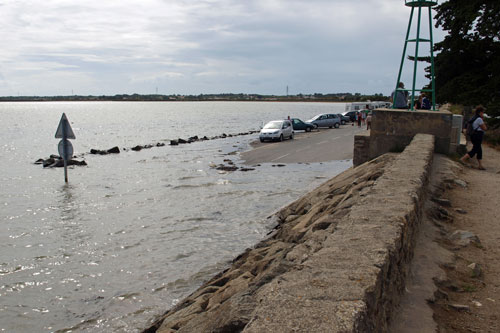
[[461, 105, 487, 170]]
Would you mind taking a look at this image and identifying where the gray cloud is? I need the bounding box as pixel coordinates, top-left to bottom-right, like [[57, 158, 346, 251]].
[[0, 0, 445, 96]]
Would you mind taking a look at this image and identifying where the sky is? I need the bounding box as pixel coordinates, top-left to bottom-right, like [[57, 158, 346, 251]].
[[0, 0, 447, 96]]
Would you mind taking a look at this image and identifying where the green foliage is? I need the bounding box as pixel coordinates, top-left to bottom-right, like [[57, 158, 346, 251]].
[[484, 118, 500, 146], [433, 0, 500, 117], [462, 284, 477, 292], [448, 104, 464, 115]]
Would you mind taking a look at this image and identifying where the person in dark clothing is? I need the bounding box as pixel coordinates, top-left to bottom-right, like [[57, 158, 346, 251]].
[[390, 82, 408, 109], [420, 93, 431, 110], [461, 105, 487, 170], [415, 96, 422, 109]]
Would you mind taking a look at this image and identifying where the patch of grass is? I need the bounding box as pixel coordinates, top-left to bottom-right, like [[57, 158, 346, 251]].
[[484, 119, 500, 146], [449, 104, 464, 115], [472, 242, 484, 249], [462, 284, 477, 292]]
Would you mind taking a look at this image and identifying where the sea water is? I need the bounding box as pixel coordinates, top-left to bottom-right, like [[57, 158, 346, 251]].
[[0, 101, 350, 332]]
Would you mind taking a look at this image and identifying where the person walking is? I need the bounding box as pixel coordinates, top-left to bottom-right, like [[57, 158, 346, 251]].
[[357, 112, 362, 127], [361, 105, 369, 125], [366, 112, 372, 130], [390, 82, 408, 109], [461, 105, 487, 170]]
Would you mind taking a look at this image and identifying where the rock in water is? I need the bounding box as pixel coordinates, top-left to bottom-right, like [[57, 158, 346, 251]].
[[94, 149, 109, 155], [107, 146, 120, 154], [42, 158, 57, 167], [68, 160, 87, 166]]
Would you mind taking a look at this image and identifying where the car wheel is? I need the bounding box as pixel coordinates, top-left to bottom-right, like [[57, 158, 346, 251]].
[[260, 138, 264, 143], [334, 122, 340, 128], [313, 124, 318, 129], [290, 132, 294, 140], [305, 127, 311, 132], [341, 120, 346, 125], [279, 134, 283, 142], [329, 125, 332, 129]]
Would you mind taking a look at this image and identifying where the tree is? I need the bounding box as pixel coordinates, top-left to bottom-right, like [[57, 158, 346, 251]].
[[433, 0, 500, 117]]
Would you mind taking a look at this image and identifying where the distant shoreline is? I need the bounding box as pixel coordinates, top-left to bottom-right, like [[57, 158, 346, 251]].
[[0, 94, 389, 103], [0, 99, 349, 103]]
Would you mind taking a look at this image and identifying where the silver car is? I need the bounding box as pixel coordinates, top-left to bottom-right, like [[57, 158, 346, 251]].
[[259, 120, 294, 142], [307, 114, 341, 128]]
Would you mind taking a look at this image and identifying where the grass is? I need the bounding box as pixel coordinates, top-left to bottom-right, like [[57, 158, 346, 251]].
[[449, 104, 465, 115], [462, 284, 477, 292], [472, 242, 484, 249]]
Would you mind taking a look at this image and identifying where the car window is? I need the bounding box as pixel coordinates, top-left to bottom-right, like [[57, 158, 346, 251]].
[[263, 121, 282, 129]]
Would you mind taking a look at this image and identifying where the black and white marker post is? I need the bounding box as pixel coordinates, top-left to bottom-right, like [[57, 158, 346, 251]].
[[55, 113, 76, 183]]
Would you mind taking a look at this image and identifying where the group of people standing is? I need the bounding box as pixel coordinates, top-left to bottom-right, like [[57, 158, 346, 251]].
[[353, 104, 372, 130], [390, 82, 431, 110]]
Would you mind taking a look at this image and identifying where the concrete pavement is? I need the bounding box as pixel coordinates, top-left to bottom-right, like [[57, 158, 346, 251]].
[[241, 125, 368, 164]]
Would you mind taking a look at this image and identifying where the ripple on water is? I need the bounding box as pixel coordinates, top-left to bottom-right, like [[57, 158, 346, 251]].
[[0, 102, 353, 332], [178, 217, 213, 222], [172, 180, 230, 189]]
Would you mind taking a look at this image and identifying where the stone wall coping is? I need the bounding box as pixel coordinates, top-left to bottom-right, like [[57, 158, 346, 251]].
[[376, 107, 451, 115]]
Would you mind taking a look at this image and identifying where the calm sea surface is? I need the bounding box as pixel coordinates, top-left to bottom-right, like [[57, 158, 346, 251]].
[[0, 101, 351, 332]]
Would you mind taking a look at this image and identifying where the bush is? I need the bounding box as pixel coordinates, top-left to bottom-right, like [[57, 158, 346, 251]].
[[485, 118, 500, 146]]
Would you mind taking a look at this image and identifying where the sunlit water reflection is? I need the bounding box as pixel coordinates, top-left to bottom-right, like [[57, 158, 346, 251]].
[[0, 102, 351, 332]]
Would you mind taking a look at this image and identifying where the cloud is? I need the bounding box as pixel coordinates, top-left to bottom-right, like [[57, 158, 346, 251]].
[[0, 0, 445, 96], [129, 71, 184, 84]]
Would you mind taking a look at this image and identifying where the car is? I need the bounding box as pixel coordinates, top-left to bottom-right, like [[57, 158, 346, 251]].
[[337, 113, 350, 125], [291, 118, 315, 132], [342, 111, 358, 122], [306, 114, 341, 128], [259, 120, 294, 142]]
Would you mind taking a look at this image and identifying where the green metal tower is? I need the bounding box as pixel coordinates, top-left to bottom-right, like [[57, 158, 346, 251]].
[[392, 0, 438, 110]]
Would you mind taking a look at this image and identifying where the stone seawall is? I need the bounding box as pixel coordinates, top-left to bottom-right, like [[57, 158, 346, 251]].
[[353, 108, 455, 166], [145, 134, 435, 333]]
